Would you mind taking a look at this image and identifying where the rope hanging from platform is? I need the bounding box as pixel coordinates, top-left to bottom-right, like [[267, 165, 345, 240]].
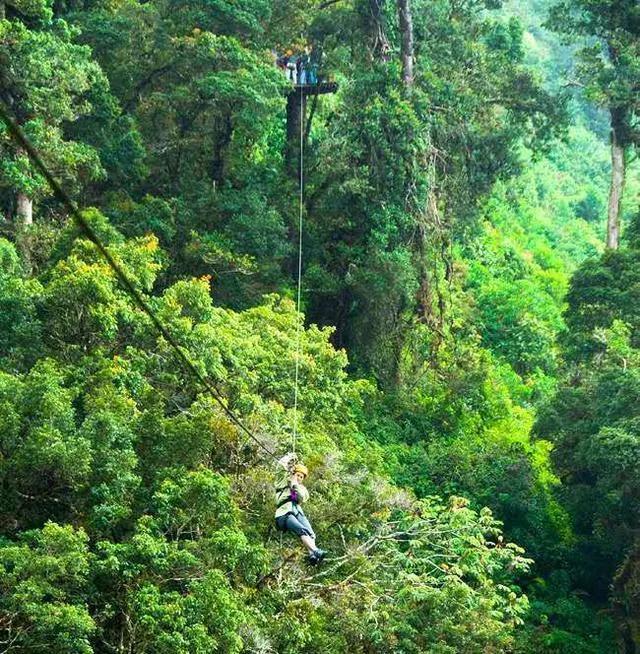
[[292, 83, 305, 455]]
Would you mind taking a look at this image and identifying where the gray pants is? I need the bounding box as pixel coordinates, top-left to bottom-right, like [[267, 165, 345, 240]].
[[275, 510, 315, 539]]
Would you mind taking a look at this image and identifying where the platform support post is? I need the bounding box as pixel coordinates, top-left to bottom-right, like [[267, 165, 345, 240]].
[[286, 90, 306, 178]]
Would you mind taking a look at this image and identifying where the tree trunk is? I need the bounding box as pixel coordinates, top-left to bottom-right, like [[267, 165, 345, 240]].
[[286, 89, 306, 179], [613, 542, 640, 653], [607, 108, 626, 250], [211, 116, 232, 186], [396, 0, 414, 87], [16, 191, 33, 271], [369, 0, 390, 61], [16, 192, 33, 225], [0, 2, 5, 20]]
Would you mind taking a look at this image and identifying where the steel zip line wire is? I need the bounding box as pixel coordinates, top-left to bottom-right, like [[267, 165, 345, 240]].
[[0, 101, 278, 460]]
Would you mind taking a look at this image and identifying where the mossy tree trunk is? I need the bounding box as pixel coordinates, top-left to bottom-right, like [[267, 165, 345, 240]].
[[607, 107, 626, 250], [16, 193, 33, 225], [397, 0, 414, 88]]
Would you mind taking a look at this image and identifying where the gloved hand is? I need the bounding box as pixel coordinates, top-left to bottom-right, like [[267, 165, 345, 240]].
[[277, 452, 298, 470]]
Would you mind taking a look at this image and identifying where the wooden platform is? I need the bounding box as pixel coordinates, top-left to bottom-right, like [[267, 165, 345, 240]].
[[290, 82, 338, 96]]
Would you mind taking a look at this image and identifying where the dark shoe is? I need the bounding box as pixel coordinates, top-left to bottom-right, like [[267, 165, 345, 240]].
[[308, 548, 326, 565]]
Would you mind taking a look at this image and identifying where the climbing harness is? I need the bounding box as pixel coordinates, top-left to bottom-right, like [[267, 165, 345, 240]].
[[274, 457, 306, 516], [275, 482, 299, 513]]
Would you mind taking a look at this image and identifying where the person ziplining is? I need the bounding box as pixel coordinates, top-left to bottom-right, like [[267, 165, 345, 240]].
[[274, 453, 326, 564], [1, 51, 339, 582], [272, 35, 331, 567]]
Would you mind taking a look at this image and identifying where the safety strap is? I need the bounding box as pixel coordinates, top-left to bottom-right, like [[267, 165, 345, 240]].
[[276, 496, 294, 510], [275, 483, 298, 510]]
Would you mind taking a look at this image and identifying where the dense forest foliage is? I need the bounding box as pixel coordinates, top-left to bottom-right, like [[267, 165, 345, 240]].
[[0, 0, 639, 651]]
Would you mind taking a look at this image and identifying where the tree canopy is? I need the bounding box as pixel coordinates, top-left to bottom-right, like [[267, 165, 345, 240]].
[[0, 0, 637, 651]]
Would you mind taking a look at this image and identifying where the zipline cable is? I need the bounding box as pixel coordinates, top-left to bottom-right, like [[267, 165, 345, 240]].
[[291, 80, 305, 456], [0, 102, 277, 460]]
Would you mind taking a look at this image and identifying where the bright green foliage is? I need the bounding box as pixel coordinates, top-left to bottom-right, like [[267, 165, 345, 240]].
[[471, 271, 564, 377], [548, 0, 640, 123], [359, 336, 573, 573], [69, 0, 290, 305], [106, 194, 177, 246], [537, 320, 640, 597], [302, 0, 565, 383], [466, 129, 603, 380], [515, 571, 616, 654], [54, 0, 568, 383], [413, 0, 565, 196], [0, 522, 94, 654], [41, 209, 161, 354], [261, 499, 533, 654], [563, 249, 640, 361], [0, 238, 43, 366], [0, 223, 538, 652], [532, 198, 640, 642], [0, 0, 629, 650], [546, 0, 640, 254], [0, 360, 90, 528], [0, 8, 108, 211]]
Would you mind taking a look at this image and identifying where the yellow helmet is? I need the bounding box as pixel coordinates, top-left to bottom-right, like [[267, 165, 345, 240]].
[[292, 463, 308, 478]]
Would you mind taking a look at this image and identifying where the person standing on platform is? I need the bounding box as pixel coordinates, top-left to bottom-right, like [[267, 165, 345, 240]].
[[286, 50, 297, 83], [299, 48, 310, 85]]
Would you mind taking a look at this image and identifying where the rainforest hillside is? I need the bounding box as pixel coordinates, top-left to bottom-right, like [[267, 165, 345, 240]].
[[1, 0, 639, 652]]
